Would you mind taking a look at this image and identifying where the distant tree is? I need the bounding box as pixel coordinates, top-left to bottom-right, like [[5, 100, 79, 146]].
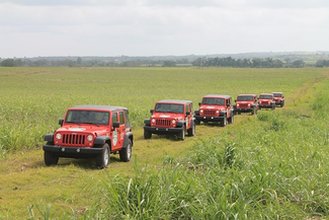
[[1, 59, 15, 67], [291, 60, 305, 68], [77, 57, 82, 65], [315, 59, 329, 67], [162, 60, 177, 67]]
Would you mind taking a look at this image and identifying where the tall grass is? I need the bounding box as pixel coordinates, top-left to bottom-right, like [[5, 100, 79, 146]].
[[0, 67, 324, 157], [83, 78, 329, 219]]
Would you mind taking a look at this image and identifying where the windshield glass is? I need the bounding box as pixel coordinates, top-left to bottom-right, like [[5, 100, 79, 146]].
[[65, 110, 109, 125], [259, 95, 273, 99], [155, 103, 184, 113], [237, 96, 254, 101], [273, 93, 282, 97], [202, 98, 225, 105]]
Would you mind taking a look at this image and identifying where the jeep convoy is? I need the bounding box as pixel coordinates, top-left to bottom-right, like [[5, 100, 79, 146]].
[[43, 93, 285, 169], [143, 100, 195, 140], [43, 105, 133, 168]]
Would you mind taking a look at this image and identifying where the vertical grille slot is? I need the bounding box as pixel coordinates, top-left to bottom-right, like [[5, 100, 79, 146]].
[[155, 119, 172, 127], [203, 109, 216, 116], [62, 134, 86, 145]]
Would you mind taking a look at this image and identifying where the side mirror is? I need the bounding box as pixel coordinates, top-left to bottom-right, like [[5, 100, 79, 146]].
[[112, 122, 120, 128], [234, 99, 237, 102], [150, 109, 154, 114], [58, 119, 64, 126], [186, 112, 191, 116], [282, 96, 285, 98], [198, 102, 201, 106]]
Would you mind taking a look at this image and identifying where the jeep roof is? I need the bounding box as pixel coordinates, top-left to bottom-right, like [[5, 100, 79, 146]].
[[156, 100, 192, 104], [237, 94, 257, 97], [259, 93, 273, 96], [69, 105, 128, 111], [203, 94, 231, 99]]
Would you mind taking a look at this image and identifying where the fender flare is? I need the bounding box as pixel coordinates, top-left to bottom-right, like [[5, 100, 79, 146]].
[[94, 136, 111, 149], [123, 132, 133, 148]]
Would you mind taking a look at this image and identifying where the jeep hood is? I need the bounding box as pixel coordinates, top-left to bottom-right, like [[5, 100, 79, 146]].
[[200, 105, 226, 111], [57, 125, 109, 136], [151, 112, 185, 120]]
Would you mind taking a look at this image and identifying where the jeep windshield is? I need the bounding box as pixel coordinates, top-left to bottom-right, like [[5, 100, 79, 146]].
[[273, 93, 282, 97], [259, 95, 273, 99], [202, 98, 225, 105], [155, 103, 184, 113], [237, 96, 253, 101], [65, 110, 109, 125]]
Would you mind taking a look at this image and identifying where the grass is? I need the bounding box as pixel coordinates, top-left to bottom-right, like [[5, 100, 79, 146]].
[[0, 67, 328, 218]]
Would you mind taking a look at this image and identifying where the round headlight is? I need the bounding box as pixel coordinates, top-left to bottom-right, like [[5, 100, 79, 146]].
[[237, 104, 240, 107], [216, 110, 220, 114], [151, 118, 156, 123], [87, 135, 93, 142], [55, 133, 62, 140], [172, 119, 176, 124], [248, 104, 251, 107], [200, 109, 204, 113]]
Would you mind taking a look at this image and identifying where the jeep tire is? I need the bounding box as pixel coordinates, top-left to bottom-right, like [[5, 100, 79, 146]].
[[195, 120, 200, 125], [120, 139, 132, 162], [187, 122, 196, 136], [228, 115, 234, 124], [144, 130, 152, 139], [179, 127, 185, 140], [44, 151, 59, 166], [220, 117, 227, 127], [96, 143, 110, 169]]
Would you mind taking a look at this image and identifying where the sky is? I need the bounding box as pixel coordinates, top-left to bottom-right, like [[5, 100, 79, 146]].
[[0, 0, 329, 57]]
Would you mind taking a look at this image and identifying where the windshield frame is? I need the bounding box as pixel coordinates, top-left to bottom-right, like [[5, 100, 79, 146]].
[[65, 110, 110, 125], [237, 96, 254, 101], [202, 97, 225, 105], [154, 103, 185, 114], [259, 95, 273, 99]]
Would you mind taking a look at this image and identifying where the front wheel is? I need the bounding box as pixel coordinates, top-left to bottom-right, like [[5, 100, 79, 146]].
[[96, 143, 110, 169], [120, 139, 132, 162], [179, 127, 185, 140], [220, 117, 227, 127], [44, 151, 59, 166], [144, 130, 152, 139], [187, 122, 196, 136]]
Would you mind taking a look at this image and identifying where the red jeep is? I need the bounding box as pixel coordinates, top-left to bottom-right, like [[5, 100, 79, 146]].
[[143, 100, 195, 140], [258, 93, 276, 110], [272, 92, 285, 107], [43, 105, 133, 168], [195, 95, 234, 127], [234, 94, 259, 115]]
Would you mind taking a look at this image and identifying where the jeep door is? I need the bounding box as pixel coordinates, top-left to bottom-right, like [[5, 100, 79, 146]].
[[118, 111, 126, 147], [111, 112, 121, 151], [185, 103, 193, 129]]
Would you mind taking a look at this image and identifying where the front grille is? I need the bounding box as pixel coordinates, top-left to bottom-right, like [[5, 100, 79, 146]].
[[62, 134, 86, 145], [239, 104, 249, 108], [203, 109, 217, 116], [155, 119, 172, 127], [260, 101, 269, 105]]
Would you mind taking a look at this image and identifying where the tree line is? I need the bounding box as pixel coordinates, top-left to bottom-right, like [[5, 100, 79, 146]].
[[1, 56, 329, 68]]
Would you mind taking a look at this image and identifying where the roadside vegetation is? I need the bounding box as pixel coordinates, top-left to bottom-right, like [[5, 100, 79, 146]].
[[0, 67, 328, 218]]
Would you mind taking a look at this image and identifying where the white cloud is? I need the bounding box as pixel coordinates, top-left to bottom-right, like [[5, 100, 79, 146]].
[[0, 0, 329, 57]]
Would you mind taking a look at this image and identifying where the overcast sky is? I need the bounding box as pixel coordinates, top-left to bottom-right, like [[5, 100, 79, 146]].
[[0, 0, 329, 57]]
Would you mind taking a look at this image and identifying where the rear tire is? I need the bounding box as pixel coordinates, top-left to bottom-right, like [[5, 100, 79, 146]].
[[96, 143, 110, 169], [144, 130, 152, 139], [195, 120, 200, 125], [44, 151, 59, 166], [120, 139, 132, 162]]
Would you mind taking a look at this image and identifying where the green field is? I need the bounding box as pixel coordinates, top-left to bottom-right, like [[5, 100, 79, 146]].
[[0, 67, 329, 218]]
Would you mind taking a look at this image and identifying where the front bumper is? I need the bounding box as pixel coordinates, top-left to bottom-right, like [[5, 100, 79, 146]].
[[195, 115, 224, 122], [144, 126, 183, 135], [235, 108, 253, 113], [43, 144, 104, 158], [259, 104, 273, 108]]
